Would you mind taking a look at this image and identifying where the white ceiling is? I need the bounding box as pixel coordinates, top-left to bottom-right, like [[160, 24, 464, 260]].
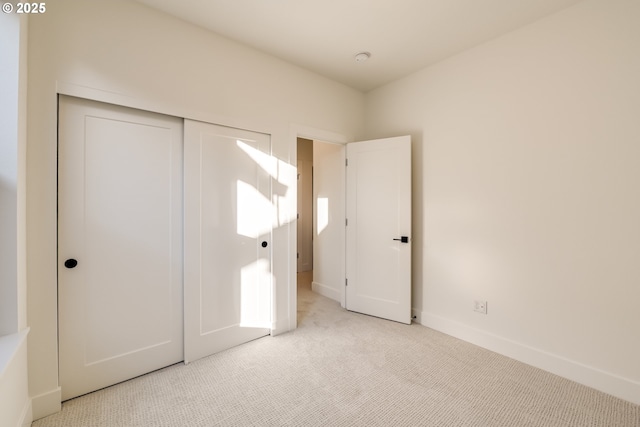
[[134, 0, 584, 92]]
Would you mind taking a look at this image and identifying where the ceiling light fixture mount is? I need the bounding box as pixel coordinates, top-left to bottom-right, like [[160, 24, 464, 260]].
[[354, 52, 371, 62]]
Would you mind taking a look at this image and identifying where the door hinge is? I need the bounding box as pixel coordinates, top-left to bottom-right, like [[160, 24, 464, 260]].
[[345, 278, 348, 287], [297, 252, 299, 259], [345, 158, 348, 166], [345, 218, 348, 226]]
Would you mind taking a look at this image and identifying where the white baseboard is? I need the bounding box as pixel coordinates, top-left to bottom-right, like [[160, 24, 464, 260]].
[[311, 281, 340, 302], [19, 398, 32, 427], [31, 387, 61, 421], [420, 311, 640, 405]]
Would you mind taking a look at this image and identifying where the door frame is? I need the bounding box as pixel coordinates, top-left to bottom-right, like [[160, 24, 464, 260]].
[[290, 125, 349, 328]]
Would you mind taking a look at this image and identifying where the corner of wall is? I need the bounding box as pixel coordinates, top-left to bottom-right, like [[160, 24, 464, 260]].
[[18, 397, 32, 427], [0, 330, 33, 427], [311, 281, 341, 302]]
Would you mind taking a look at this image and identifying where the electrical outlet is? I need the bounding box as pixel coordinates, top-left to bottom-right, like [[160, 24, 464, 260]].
[[474, 300, 487, 314]]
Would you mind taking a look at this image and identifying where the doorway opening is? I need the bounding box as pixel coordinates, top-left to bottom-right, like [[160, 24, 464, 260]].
[[293, 133, 413, 327], [296, 138, 313, 275], [296, 138, 314, 318], [296, 137, 346, 319]]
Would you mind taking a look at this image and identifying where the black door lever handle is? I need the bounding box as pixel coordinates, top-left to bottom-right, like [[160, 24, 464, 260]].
[[393, 236, 409, 243]]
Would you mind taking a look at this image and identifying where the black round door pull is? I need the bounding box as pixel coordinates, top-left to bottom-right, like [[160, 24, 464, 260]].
[[64, 259, 78, 269], [261, 241, 268, 248]]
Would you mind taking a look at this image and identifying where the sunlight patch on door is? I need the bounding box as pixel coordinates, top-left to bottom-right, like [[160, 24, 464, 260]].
[[236, 180, 273, 238], [237, 139, 277, 177], [237, 140, 297, 229], [317, 197, 329, 234], [240, 258, 272, 328]]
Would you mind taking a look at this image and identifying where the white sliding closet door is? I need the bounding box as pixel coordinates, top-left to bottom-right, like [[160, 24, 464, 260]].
[[184, 120, 272, 363], [58, 96, 184, 400]]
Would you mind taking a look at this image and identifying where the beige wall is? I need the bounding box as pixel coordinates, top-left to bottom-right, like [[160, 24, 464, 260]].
[[27, 0, 364, 419], [365, 0, 640, 403]]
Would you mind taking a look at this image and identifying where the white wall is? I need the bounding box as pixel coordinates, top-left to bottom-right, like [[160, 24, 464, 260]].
[[27, 0, 363, 419], [0, 8, 32, 427], [365, 0, 640, 403], [312, 142, 346, 303]]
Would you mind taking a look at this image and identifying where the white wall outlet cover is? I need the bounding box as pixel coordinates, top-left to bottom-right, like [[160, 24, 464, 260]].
[[474, 300, 488, 314]]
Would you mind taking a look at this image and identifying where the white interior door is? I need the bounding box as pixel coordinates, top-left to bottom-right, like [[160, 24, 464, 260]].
[[184, 120, 272, 363], [345, 136, 412, 324], [58, 96, 184, 400]]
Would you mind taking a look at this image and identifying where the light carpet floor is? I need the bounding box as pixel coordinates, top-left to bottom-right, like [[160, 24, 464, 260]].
[[33, 273, 639, 426]]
